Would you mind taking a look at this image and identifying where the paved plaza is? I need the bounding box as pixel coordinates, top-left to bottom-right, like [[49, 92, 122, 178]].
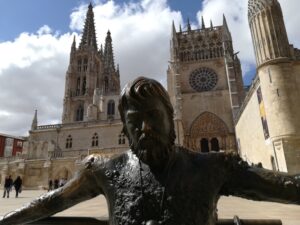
[[0, 190, 299, 224]]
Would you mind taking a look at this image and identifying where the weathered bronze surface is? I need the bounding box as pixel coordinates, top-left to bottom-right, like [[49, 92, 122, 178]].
[[1, 77, 299, 225]]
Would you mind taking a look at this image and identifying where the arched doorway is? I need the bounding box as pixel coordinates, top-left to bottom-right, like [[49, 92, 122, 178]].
[[200, 138, 209, 152], [188, 112, 229, 152], [211, 138, 220, 152]]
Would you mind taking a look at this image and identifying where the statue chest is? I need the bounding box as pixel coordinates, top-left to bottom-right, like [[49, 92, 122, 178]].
[[105, 161, 215, 225]]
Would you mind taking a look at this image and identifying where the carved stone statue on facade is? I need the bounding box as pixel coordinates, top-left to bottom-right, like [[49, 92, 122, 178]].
[[0, 77, 299, 225]]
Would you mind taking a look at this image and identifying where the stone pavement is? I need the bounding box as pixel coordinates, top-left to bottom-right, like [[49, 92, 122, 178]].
[[0, 190, 299, 224]]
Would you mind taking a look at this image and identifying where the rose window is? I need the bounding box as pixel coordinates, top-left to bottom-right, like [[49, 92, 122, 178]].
[[189, 67, 218, 92]]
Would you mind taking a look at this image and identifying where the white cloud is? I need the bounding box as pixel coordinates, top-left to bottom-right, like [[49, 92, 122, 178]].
[[37, 25, 53, 36], [0, 29, 77, 135]]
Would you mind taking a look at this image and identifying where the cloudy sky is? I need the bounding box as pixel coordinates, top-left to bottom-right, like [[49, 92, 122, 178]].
[[0, 0, 299, 136]]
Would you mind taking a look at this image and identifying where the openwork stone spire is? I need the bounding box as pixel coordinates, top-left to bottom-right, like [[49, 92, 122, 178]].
[[31, 110, 38, 130], [104, 30, 115, 72], [79, 3, 98, 50], [248, 0, 276, 22], [248, 0, 290, 65]]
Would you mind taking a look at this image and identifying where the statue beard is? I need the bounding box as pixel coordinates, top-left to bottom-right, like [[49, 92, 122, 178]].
[[130, 131, 171, 171]]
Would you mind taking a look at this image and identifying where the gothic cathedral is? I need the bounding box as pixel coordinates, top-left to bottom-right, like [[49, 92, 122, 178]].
[[167, 17, 245, 153]]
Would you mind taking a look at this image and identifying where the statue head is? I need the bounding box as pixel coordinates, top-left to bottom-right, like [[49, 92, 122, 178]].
[[119, 77, 176, 163]]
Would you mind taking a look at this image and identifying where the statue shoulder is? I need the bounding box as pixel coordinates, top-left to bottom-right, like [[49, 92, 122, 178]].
[[81, 154, 110, 170], [81, 151, 132, 171]]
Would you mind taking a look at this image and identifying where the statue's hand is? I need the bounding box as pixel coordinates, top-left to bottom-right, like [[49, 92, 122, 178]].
[[0, 216, 8, 225]]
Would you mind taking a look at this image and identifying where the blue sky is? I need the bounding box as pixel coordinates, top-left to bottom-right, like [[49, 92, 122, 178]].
[[0, 0, 299, 136], [0, 0, 202, 41]]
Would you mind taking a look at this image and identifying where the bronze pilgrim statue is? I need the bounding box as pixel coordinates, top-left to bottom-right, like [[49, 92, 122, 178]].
[[0, 77, 299, 225]]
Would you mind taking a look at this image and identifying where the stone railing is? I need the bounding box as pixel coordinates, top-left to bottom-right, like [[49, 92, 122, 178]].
[[49, 149, 88, 159], [0, 155, 27, 163], [179, 25, 222, 35], [0, 147, 128, 164], [49, 147, 128, 160], [36, 124, 62, 130], [35, 119, 122, 131]]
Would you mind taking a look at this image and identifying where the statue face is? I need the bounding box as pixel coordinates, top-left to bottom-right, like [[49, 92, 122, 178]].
[[124, 97, 171, 155]]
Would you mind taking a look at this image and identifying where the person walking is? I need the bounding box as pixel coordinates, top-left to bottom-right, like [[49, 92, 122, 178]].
[[48, 180, 53, 192], [13, 176, 22, 198], [3, 175, 13, 198], [54, 179, 59, 189]]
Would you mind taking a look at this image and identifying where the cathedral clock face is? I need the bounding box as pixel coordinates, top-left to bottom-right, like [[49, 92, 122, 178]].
[[189, 67, 218, 92]]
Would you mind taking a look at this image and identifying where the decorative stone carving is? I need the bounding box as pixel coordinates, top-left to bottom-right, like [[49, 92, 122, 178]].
[[190, 112, 229, 138]]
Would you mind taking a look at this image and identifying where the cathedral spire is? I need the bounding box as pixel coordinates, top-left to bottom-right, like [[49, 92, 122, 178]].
[[210, 20, 213, 29], [79, 3, 98, 50], [71, 35, 76, 50], [99, 44, 104, 57], [104, 30, 115, 72], [172, 20, 176, 36], [187, 18, 191, 32], [201, 16, 205, 29], [222, 14, 232, 42], [31, 110, 38, 130], [223, 14, 229, 31]]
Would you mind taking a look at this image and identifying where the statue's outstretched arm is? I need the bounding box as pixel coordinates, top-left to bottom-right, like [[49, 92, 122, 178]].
[[0, 155, 106, 225], [223, 155, 300, 204]]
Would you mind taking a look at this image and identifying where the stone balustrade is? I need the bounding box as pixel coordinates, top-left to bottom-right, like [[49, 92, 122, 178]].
[[35, 120, 122, 131]]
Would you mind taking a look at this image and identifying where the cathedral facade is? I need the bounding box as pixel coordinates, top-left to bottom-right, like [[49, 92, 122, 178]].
[[0, 4, 127, 188], [167, 16, 245, 153]]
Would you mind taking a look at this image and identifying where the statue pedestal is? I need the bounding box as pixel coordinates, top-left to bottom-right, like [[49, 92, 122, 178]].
[[29, 217, 108, 225], [29, 217, 282, 225]]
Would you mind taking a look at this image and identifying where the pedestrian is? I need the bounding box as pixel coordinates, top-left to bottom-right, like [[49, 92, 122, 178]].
[[54, 179, 59, 189], [59, 178, 67, 187], [2, 175, 13, 198], [13, 176, 22, 198], [48, 179, 53, 191]]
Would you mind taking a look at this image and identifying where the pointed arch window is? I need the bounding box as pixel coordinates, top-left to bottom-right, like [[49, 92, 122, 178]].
[[118, 133, 126, 145], [66, 135, 72, 149], [92, 133, 99, 147], [76, 105, 84, 121], [82, 76, 86, 95], [83, 58, 88, 72], [76, 77, 81, 96], [104, 77, 109, 93], [77, 59, 82, 72], [107, 100, 115, 117]]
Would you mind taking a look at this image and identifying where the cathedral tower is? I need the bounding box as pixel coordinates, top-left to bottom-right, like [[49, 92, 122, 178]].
[[248, 0, 291, 66], [244, 0, 300, 172], [62, 4, 120, 123], [167, 17, 245, 153]]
